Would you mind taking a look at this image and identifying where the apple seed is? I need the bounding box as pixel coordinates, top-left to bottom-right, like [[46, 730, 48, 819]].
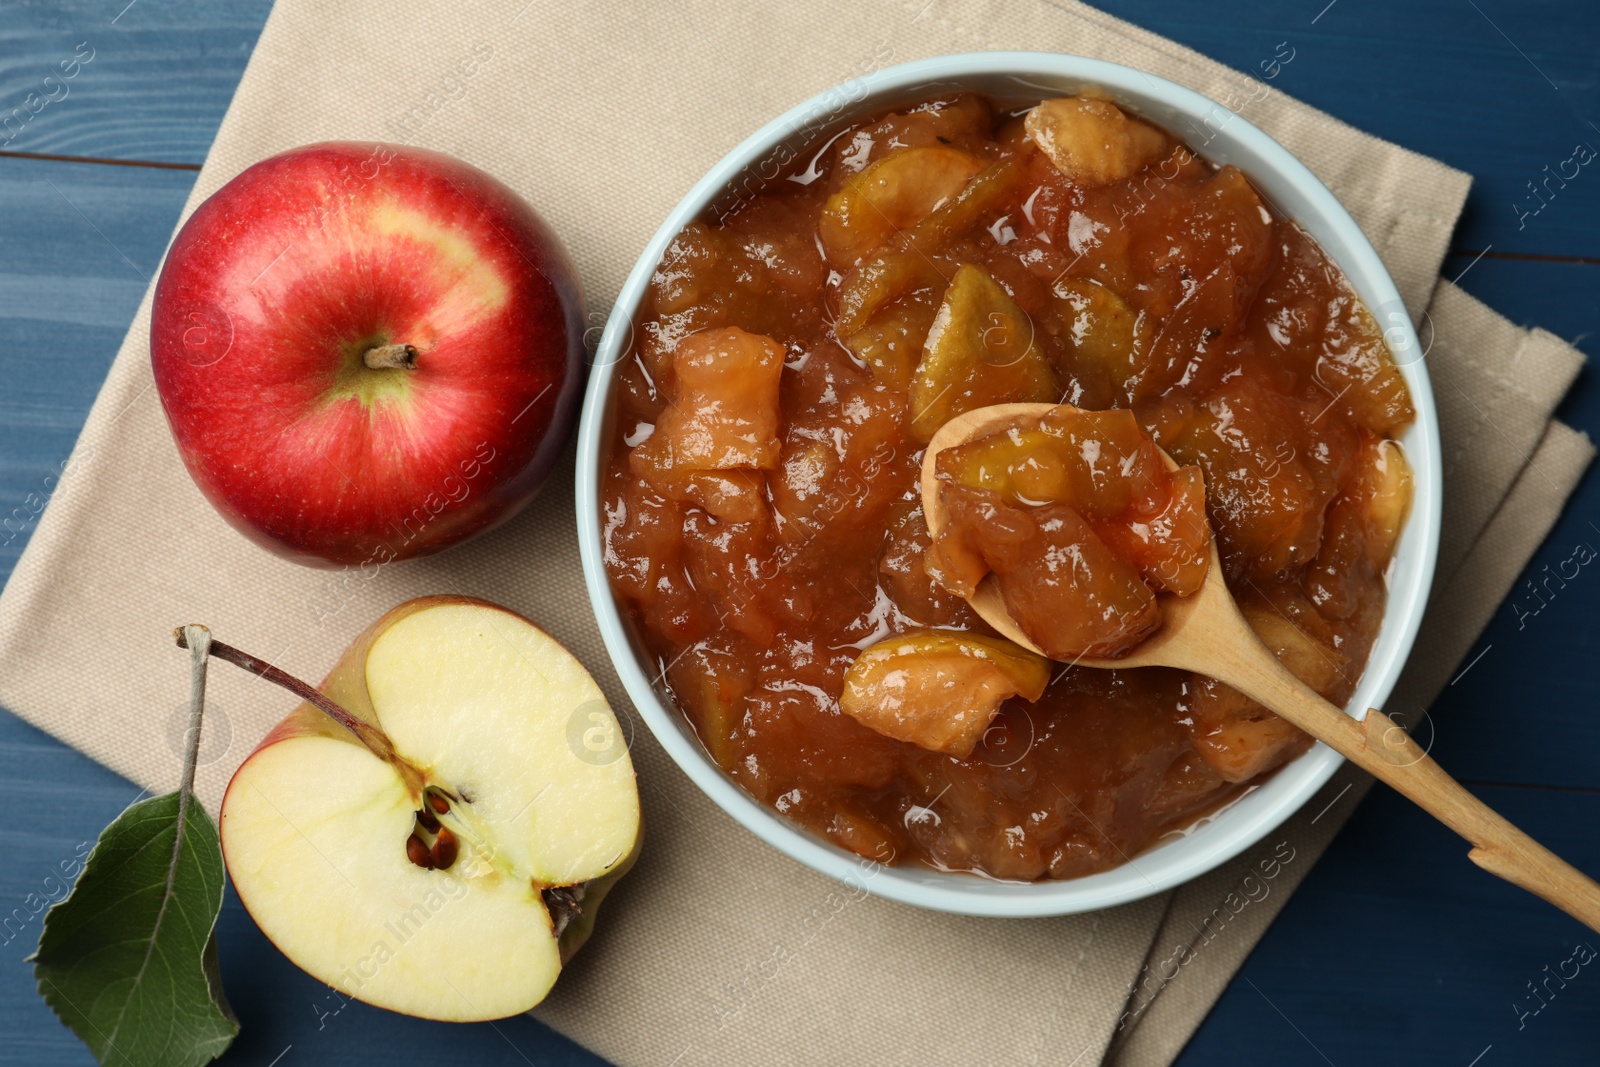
[[430, 827, 459, 870], [428, 792, 451, 815], [406, 833, 433, 869], [417, 805, 440, 833]]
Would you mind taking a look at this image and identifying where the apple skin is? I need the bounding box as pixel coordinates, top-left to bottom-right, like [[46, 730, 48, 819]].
[[151, 143, 585, 567], [220, 595, 641, 1020]]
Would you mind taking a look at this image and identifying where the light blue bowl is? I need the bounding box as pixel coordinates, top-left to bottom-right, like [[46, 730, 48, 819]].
[[575, 52, 1441, 917]]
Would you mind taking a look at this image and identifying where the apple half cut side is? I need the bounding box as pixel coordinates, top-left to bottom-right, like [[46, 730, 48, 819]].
[[217, 596, 641, 1021]]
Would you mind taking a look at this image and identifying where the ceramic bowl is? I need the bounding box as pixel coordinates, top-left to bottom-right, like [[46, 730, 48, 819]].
[[575, 52, 1441, 917]]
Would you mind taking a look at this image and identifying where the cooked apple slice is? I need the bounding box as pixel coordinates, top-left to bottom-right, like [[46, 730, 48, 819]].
[[926, 486, 1163, 659], [1361, 438, 1413, 565], [217, 596, 640, 1022], [630, 325, 785, 478], [836, 250, 951, 338], [840, 289, 941, 389], [819, 145, 983, 266], [1024, 96, 1169, 187], [894, 159, 1023, 255], [1050, 276, 1151, 405], [840, 629, 1048, 757], [908, 264, 1059, 443]]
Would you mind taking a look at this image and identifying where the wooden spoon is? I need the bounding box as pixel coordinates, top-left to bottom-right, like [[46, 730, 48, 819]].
[[923, 402, 1600, 932]]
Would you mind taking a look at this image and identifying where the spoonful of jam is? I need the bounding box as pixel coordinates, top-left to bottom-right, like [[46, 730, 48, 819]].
[[910, 401, 1600, 932]]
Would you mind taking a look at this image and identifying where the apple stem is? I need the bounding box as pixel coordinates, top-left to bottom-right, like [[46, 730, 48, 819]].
[[363, 343, 418, 370], [172, 624, 213, 869], [172, 627, 412, 776]]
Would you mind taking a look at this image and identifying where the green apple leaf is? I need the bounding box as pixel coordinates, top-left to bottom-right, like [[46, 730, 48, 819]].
[[32, 792, 238, 1067], [30, 625, 238, 1067]]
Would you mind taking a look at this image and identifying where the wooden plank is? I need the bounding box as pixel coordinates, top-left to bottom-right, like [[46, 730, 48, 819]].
[[0, 156, 194, 576], [1422, 257, 1600, 791], [0, 716, 143, 1067], [0, 0, 271, 165], [1103, 0, 1600, 255], [1181, 782, 1600, 1065]]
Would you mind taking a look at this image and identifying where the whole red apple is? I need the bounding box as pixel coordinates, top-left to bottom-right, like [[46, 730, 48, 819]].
[[151, 142, 584, 567]]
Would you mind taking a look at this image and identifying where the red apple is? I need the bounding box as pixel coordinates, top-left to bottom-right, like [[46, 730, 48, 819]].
[[151, 142, 584, 567]]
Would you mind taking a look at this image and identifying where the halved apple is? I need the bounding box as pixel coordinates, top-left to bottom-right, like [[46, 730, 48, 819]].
[[218, 596, 640, 1021]]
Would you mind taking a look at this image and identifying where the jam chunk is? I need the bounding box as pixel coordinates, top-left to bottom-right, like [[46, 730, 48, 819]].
[[878, 497, 983, 627], [1248, 225, 1415, 436], [908, 265, 1059, 443], [827, 94, 994, 180], [819, 145, 983, 267], [834, 163, 1024, 342], [1094, 465, 1211, 596], [1025, 97, 1170, 187], [630, 325, 785, 481], [840, 630, 1048, 757], [840, 288, 941, 391], [934, 407, 1211, 596], [929, 489, 1161, 659], [1184, 603, 1344, 782], [1050, 276, 1152, 409], [836, 251, 952, 339], [1304, 435, 1413, 619], [643, 216, 827, 372], [1139, 381, 1354, 582], [895, 160, 1025, 257]]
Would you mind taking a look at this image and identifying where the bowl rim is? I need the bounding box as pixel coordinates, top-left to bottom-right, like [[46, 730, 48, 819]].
[[575, 50, 1443, 917]]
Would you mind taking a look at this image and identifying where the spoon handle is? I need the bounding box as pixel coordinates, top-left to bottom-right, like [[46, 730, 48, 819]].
[[1221, 650, 1600, 933]]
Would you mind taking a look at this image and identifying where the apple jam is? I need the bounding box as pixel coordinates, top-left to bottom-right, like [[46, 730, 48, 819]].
[[602, 91, 1414, 880], [927, 406, 1212, 660]]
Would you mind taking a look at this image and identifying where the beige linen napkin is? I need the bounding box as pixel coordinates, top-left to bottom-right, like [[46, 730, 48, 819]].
[[0, 1, 1590, 1065]]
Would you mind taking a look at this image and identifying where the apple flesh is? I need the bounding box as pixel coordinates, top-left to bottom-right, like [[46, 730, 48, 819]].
[[151, 142, 585, 567], [219, 597, 640, 1021]]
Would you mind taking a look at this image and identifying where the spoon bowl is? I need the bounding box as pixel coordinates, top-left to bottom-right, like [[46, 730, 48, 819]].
[[922, 401, 1220, 671]]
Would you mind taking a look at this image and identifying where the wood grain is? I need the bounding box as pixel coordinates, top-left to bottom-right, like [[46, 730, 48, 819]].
[[0, 0, 272, 165]]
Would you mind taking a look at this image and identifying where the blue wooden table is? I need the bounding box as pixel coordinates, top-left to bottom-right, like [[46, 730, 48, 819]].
[[2, 2, 1596, 1063]]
